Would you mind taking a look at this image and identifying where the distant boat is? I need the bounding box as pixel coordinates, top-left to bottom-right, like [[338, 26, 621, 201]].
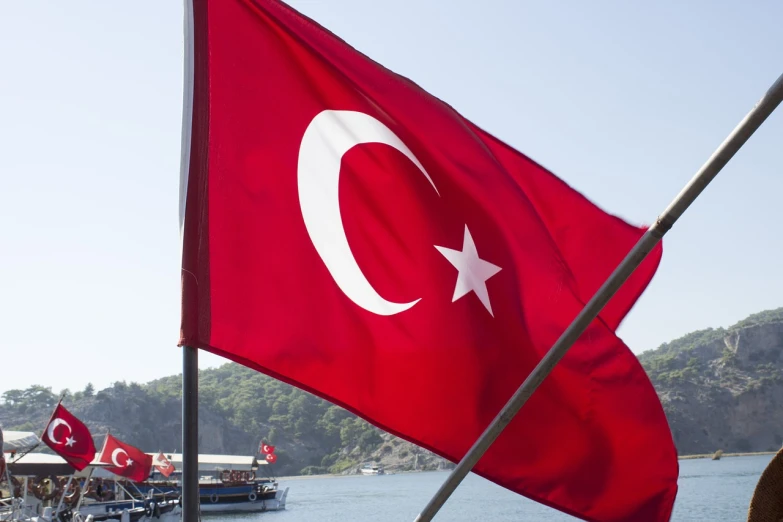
[[359, 463, 385, 475], [712, 449, 724, 461]]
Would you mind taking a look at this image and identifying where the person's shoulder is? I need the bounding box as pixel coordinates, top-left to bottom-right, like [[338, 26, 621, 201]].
[[747, 449, 783, 522]]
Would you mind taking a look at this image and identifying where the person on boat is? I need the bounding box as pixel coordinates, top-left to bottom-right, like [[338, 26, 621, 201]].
[[747, 446, 783, 521]]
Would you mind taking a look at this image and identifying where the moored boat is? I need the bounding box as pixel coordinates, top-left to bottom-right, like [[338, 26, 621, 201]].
[[359, 463, 384, 475], [2, 429, 287, 520], [1, 450, 181, 522], [140, 453, 288, 514]]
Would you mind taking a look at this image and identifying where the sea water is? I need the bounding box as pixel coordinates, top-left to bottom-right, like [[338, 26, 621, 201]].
[[210, 454, 773, 521]]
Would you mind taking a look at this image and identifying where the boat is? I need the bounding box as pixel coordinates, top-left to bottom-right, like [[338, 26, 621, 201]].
[[1, 449, 181, 522], [359, 463, 385, 475], [1, 430, 286, 519], [139, 453, 288, 514]]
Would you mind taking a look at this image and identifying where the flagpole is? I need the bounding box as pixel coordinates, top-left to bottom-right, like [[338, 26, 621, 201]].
[[180, 0, 199, 519], [54, 475, 74, 517], [182, 346, 199, 518], [415, 71, 783, 521]]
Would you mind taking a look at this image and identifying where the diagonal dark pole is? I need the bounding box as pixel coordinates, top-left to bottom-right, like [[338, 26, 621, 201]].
[[415, 71, 783, 521]]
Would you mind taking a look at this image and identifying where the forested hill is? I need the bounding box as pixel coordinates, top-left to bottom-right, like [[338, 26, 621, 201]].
[[0, 364, 451, 476], [2, 307, 783, 475], [638, 307, 783, 454]]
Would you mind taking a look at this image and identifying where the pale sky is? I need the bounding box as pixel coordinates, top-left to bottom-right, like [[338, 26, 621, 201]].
[[2, 0, 781, 396]]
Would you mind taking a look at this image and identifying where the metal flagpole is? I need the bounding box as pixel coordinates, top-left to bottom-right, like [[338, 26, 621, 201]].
[[180, 0, 199, 519], [53, 475, 74, 517], [415, 71, 783, 521], [183, 346, 199, 518]]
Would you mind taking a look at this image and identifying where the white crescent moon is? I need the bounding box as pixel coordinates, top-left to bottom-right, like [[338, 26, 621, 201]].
[[111, 448, 129, 467], [298, 110, 439, 316], [47, 418, 72, 445]]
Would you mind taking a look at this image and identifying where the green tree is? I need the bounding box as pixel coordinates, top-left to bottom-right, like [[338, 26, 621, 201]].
[[1, 389, 24, 406]]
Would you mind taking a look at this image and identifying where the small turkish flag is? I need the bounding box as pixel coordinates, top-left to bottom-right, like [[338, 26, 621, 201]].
[[260, 442, 275, 454], [153, 452, 175, 478], [179, 1, 678, 520], [265, 453, 277, 464], [41, 403, 96, 471], [97, 434, 152, 482]]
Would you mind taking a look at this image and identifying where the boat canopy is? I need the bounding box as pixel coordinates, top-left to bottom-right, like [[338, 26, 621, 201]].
[[5, 452, 111, 478], [5, 453, 77, 477], [152, 453, 266, 471], [2, 431, 40, 452]]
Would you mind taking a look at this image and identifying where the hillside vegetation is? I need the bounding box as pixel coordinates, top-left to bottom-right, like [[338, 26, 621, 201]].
[[3, 307, 783, 473], [638, 308, 783, 454], [0, 365, 449, 476]]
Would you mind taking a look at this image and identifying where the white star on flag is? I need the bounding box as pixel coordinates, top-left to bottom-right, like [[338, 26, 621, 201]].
[[126, 458, 134, 467], [65, 436, 76, 447], [435, 225, 502, 316]]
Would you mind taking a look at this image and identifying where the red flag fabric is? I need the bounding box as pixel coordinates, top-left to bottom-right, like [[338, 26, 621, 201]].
[[265, 453, 277, 464], [41, 403, 96, 471], [97, 434, 152, 482], [179, 1, 678, 520], [260, 442, 275, 454], [153, 452, 175, 478]]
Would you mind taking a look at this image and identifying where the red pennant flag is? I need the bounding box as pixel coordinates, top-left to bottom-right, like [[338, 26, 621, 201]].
[[260, 442, 275, 455], [41, 403, 96, 471], [265, 453, 277, 464], [97, 434, 152, 482], [179, 1, 677, 520], [153, 452, 175, 478]]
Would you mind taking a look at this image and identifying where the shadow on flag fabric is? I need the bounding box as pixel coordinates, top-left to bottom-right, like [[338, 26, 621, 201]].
[[179, 1, 679, 520], [41, 403, 96, 471], [97, 434, 153, 483]]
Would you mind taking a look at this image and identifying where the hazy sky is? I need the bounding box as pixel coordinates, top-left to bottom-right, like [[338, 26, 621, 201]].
[[2, 0, 781, 396]]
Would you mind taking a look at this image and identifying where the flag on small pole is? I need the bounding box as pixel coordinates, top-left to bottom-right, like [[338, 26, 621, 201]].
[[153, 452, 175, 477], [96, 434, 153, 483], [40, 403, 96, 471]]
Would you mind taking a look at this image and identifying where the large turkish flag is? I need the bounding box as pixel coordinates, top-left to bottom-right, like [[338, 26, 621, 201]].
[[180, 1, 678, 520]]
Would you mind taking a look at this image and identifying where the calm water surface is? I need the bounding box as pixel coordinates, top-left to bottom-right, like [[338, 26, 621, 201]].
[[209, 455, 773, 521]]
